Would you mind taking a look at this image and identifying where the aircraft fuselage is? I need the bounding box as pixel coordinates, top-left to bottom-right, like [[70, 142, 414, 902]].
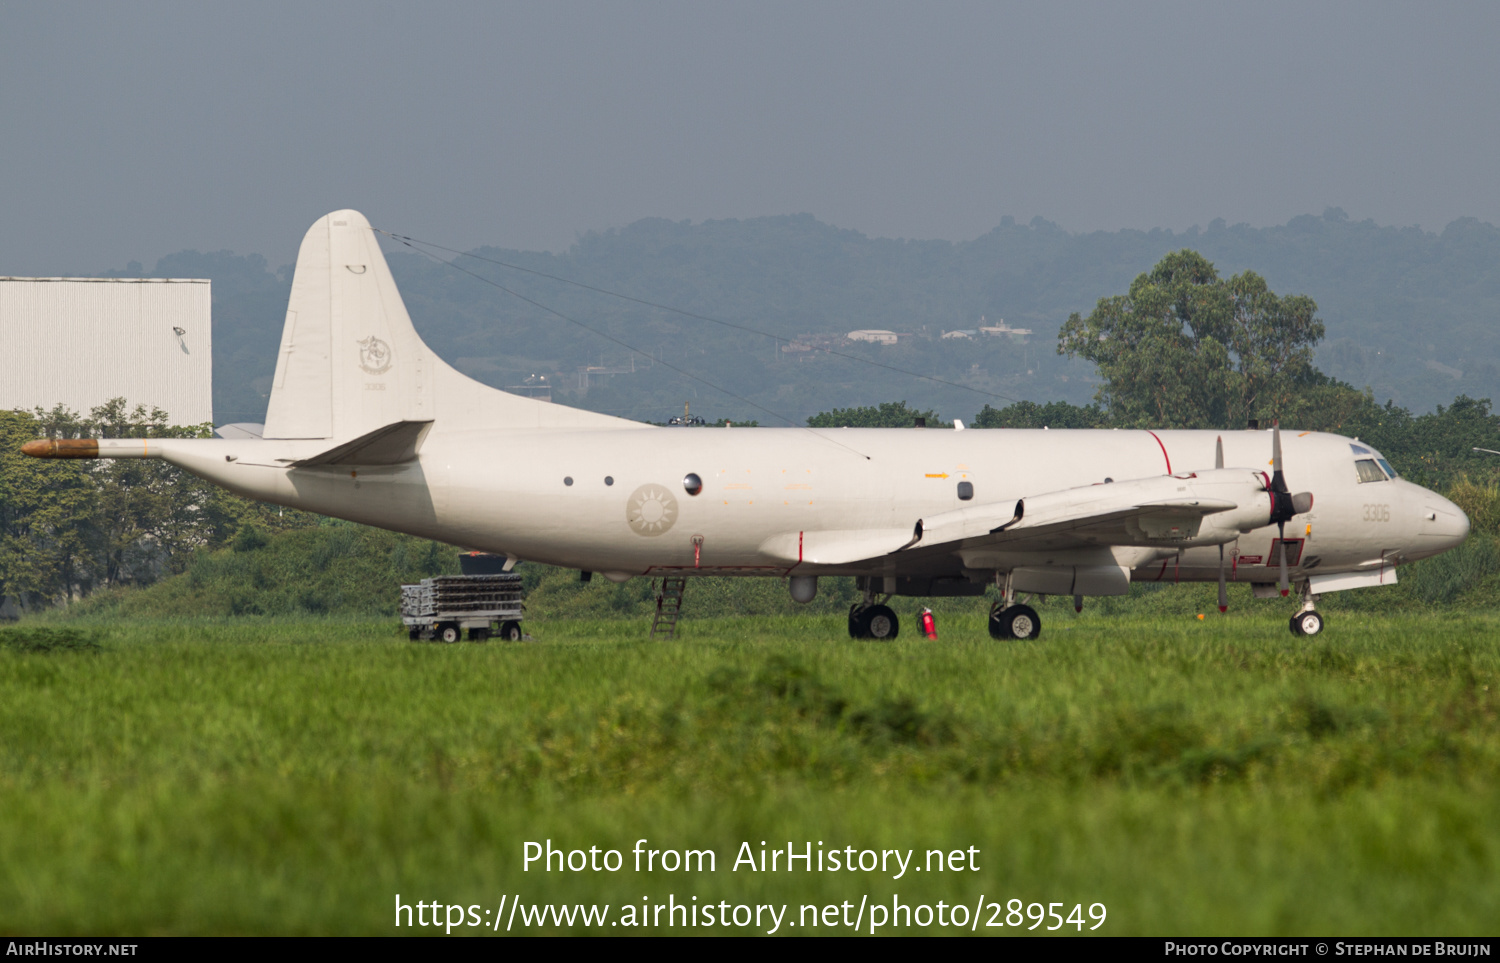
[[142, 423, 1468, 590]]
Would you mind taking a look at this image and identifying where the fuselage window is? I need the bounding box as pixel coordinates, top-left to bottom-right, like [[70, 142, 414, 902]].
[[1354, 459, 1387, 483], [957, 481, 974, 501]]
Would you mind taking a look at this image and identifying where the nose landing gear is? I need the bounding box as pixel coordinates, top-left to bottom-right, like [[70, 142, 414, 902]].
[[1290, 583, 1324, 636], [1290, 610, 1325, 636]]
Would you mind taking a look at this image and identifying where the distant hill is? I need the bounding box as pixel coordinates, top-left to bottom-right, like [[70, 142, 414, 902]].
[[112, 209, 1500, 426]]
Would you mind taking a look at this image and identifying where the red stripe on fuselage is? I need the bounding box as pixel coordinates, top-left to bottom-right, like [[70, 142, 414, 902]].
[[1145, 430, 1172, 474]]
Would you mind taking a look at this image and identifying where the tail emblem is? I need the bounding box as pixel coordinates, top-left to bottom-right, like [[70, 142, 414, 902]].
[[357, 336, 393, 375]]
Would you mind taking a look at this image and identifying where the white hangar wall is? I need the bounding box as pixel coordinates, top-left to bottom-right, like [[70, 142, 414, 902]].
[[0, 277, 212, 426]]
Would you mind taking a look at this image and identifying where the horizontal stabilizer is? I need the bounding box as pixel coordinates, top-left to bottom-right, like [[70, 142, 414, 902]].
[[288, 420, 434, 467]]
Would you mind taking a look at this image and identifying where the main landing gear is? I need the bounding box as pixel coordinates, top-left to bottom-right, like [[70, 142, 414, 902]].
[[986, 571, 1042, 640], [848, 601, 900, 640], [989, 601, 1041, 640], [840, 565, 1329, 642], [848, 580, 899, 639]]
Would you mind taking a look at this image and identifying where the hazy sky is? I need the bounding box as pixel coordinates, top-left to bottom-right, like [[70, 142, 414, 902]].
[[3, 1, 1498, 274]]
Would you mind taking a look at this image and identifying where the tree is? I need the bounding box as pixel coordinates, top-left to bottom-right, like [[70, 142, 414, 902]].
[[1057, 250, 1326, 429], [2, 400, 322, 611], [807, 401, 944, 428], [1336, 394, 1500, 490], [971, 400, 1109, 429], [0, 411, 95, 608], [70, 399, 225, 588]]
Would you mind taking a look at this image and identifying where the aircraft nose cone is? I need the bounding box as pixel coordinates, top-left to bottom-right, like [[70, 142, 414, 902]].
[[1420, 494, 1470, 551]]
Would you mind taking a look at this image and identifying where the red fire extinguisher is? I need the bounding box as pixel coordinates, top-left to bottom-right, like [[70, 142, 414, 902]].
[[920, 607, 937, 640]]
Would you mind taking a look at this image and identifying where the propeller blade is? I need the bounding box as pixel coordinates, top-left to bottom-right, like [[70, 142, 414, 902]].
[[1218, 543, 1228, 613], [1215, 435, 1224, 470], [1270, 422, 1289, 494], [1266, 422, 1309, 532], [1278, 521, 1290, 596], [1263, 423, 1302, 597]]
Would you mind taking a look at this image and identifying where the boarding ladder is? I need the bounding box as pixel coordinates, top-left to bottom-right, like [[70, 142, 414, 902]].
[[650, 577, 688, 640]]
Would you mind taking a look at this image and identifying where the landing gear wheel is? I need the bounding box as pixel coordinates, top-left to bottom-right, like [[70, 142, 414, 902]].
[[1290, 610, 1324, 637], [497, 621, 522, 642], [408, 627, 420, 641], [438, 623, 461, 644], [848, 604, 868, 639], [863, 604, 899, 640], [990, 604, 1041, 640]]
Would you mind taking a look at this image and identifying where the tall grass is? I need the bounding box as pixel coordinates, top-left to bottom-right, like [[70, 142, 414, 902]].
[[1448, 476, 1500, 536], [1, 613, 1496, 934]]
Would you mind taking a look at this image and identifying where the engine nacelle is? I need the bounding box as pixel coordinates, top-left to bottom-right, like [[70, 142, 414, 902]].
[[1184, 469, 1275, 539]]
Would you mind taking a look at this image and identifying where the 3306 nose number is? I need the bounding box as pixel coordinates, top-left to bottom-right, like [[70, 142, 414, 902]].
[[1362, 504, 1391, 522]]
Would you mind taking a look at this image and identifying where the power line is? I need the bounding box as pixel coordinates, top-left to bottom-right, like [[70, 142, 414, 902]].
[[373, 228, 1024, 407], [379, 232, 873, 460]]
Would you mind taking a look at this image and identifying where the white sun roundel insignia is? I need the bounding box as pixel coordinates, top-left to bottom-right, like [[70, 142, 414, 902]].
[[626, 483, 679, 537], [357, 335, 392, 375]]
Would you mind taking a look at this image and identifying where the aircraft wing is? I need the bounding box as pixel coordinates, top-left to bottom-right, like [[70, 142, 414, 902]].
[[916, 476, 1243, 556], [766, 471, 1271, 569]]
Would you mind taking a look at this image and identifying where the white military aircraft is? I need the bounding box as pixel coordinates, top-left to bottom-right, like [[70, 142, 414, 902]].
[[23, 211, 1471, 639]]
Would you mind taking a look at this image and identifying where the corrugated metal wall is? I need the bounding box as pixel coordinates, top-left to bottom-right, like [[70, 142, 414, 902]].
[[0, 278, 212, 425]]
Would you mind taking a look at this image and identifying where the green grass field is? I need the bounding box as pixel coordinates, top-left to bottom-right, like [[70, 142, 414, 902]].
[[1, 607, 1497, 936]]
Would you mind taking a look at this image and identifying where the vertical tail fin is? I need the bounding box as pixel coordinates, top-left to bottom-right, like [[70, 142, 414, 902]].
[[263, 210, 639, 439]]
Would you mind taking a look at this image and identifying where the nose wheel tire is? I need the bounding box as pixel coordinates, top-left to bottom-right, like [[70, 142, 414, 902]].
[[1290, 610, 1325, 637], [989, 603, 1041, 640]]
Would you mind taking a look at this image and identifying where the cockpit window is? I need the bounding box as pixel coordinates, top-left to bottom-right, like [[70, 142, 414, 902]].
[[1350, 443, 1399, 478], [1355, 459, 1388, 483]]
